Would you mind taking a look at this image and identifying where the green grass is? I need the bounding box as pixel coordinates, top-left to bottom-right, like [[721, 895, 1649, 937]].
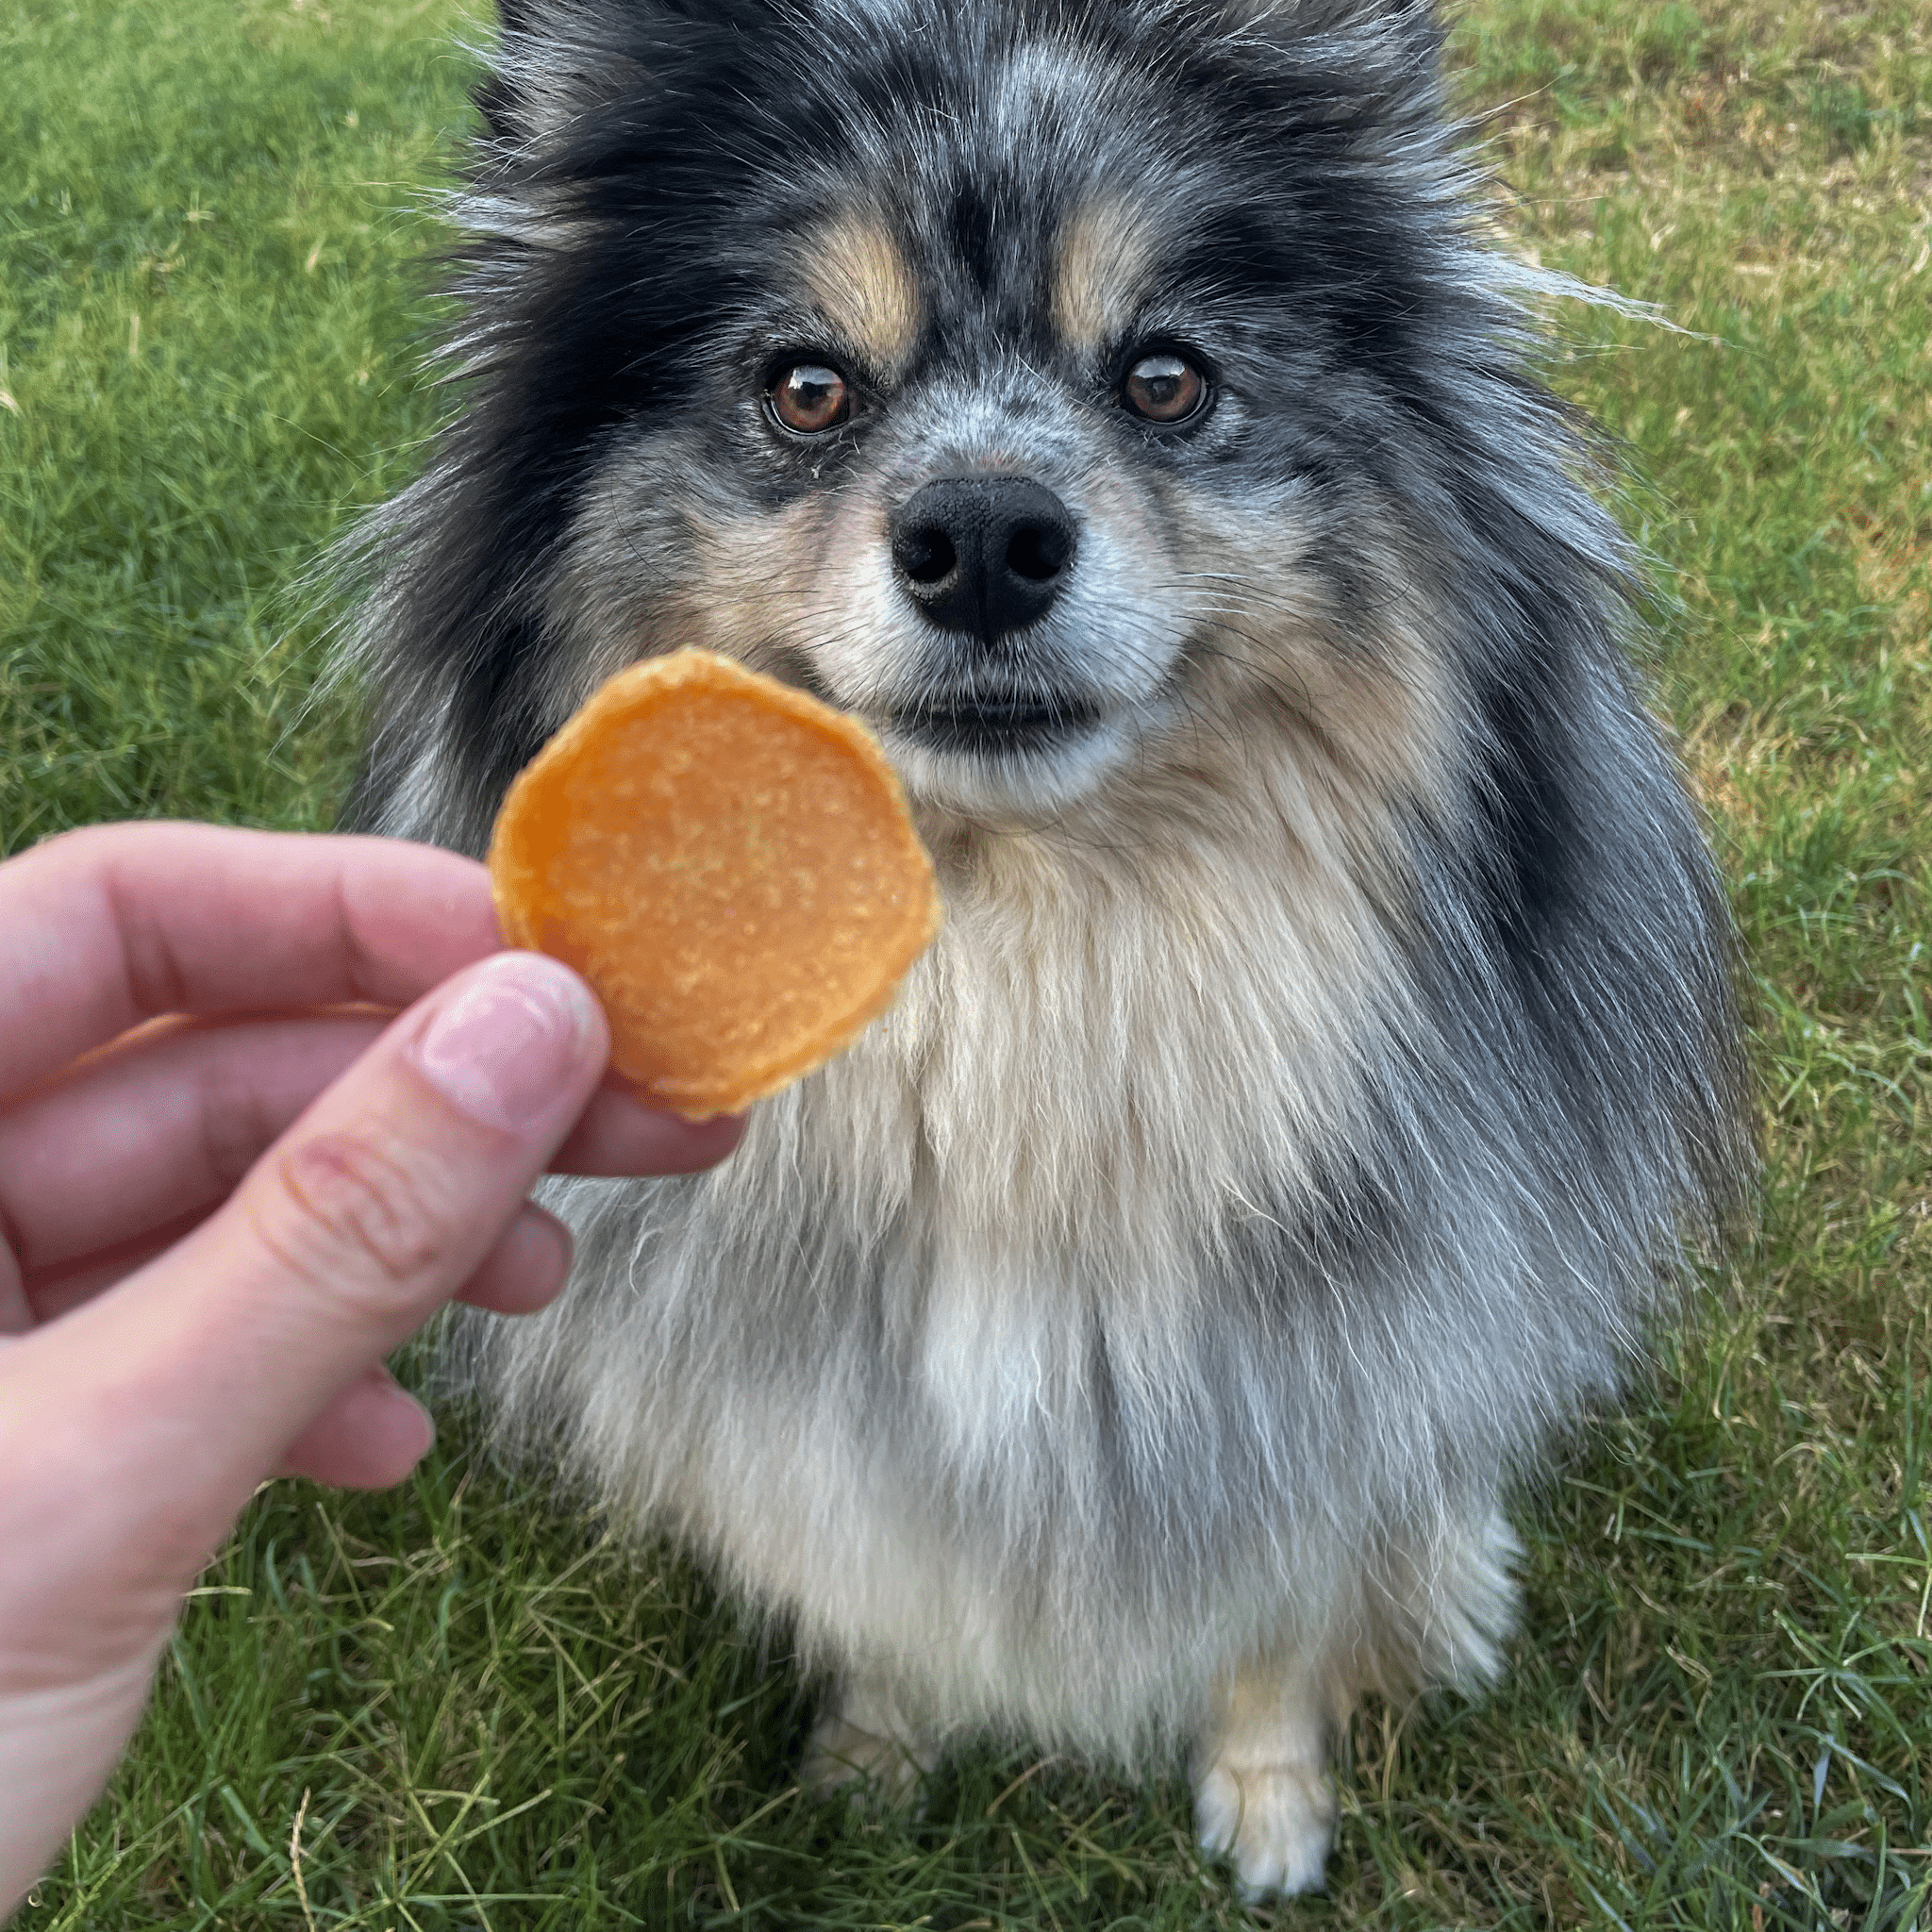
[[5, 0, 1931, 1923], [0, 0, 454, 847]]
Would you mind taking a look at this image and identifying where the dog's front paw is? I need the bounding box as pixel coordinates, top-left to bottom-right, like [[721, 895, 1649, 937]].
[[803, 1688, 934, 1809], [1194, 1759, 1338, 1900]]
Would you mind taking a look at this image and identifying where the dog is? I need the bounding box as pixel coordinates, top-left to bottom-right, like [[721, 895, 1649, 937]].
[[338, 0, 1749, 1896]]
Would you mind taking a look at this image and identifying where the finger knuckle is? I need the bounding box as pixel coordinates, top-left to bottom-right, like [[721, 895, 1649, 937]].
[[258, 1129, 455, 1302]]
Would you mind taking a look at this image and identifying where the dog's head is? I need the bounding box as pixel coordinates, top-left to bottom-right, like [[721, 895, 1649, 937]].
[[353, 0, 1620, 853]]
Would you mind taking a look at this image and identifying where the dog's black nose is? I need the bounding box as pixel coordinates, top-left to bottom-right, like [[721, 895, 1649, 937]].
[[890, 476, 1077, 643]]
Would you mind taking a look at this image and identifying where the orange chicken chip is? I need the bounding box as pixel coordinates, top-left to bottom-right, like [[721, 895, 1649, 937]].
[[487, 649, 941, 1119]]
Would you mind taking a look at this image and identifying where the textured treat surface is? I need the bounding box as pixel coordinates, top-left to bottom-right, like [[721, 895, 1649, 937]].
[[488, 649, 941, 1117]]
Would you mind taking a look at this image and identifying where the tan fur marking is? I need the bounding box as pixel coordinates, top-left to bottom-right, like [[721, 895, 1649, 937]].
[[800, 210, 922, 370], [1054, 193, 1160, 356], [1161, 487, 1463, 844]]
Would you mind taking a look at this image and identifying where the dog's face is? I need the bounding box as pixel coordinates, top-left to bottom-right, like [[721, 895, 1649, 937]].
[[437, 0, 1489, 837], [643, 180, 1256, 822]]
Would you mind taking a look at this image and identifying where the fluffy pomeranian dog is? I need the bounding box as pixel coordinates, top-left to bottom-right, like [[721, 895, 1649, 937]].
[[340, 0, 1748, 1896]]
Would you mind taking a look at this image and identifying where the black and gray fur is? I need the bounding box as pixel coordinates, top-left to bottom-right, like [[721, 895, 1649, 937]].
[[341, 0, 1748, 1895]]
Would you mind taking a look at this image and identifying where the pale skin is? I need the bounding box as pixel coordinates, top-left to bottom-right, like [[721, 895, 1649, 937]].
[[0, 823, 743, 1919]]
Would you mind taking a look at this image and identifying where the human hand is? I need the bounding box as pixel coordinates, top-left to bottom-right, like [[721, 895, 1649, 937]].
[[0, 823, 742, 1917]]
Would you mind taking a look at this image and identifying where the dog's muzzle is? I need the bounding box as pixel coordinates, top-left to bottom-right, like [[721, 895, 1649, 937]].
[[886, 475, 1097, 757]]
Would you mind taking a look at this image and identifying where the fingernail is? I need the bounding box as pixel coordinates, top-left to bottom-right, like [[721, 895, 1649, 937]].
[[408, 953, 601, 1130]]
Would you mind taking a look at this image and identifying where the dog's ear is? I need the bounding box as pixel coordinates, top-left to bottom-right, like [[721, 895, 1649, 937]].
[[1207, 0, 1446, 108], [1212, 0, 1438, 34], [474, 0, 650, 150], [475, 0, 784, 151]]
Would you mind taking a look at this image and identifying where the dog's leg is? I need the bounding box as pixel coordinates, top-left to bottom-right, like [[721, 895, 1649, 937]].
[[803, 1672, 937, 1807], [1192, 1645, 1347, 1900], [1192, 1507, 1519, 1899]]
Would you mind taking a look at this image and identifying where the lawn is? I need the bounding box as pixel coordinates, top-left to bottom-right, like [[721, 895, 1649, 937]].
[[3, 0, 1930, 1923]]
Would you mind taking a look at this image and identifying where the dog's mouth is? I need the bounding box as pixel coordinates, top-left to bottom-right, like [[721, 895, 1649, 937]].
[[892, 693, 1105, 757]]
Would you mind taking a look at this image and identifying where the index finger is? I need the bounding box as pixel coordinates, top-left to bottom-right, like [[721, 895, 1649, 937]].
[[0, 823, 503, 1099]]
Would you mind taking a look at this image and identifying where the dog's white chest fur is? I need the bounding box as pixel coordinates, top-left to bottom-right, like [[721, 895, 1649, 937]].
[[495, 816, 1417, 1744]]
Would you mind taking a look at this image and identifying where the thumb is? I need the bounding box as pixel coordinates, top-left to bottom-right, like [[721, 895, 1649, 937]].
[[27, 950, 608, 1568]]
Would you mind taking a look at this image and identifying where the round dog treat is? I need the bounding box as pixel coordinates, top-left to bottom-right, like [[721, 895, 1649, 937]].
[[487, 648, 941, 1118]]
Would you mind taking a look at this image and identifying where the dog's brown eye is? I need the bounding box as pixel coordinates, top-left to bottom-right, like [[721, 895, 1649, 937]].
[[1122, 352, 1206, 425], [770, 362, 851, 433]]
